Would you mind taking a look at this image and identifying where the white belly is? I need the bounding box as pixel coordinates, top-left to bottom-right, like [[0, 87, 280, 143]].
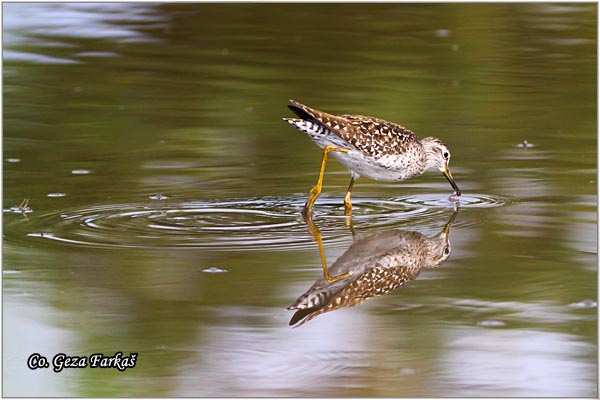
[[332, 150, 423, 182], [303, 125, 426, 182]]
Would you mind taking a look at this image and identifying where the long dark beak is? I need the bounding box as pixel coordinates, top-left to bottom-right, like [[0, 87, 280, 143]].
[[442, 167, 461, 196]]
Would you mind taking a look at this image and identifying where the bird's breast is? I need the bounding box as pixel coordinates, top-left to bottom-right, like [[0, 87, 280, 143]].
[[332, 150, 426, 182]]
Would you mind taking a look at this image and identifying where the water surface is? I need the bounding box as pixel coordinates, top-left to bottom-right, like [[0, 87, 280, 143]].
[[3, 3, 597, 397]]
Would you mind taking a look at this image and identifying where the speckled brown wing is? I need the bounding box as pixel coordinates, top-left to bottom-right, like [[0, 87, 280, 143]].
[[288, 99, 420, 159], [338, 114, 421, 157]]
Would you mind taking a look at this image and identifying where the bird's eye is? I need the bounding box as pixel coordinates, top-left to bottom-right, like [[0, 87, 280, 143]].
[[443, 247, 450, 255], [443, 151, 449, 159]]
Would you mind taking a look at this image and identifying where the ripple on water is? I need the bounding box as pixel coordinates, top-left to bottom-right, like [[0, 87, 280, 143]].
[[202, 267, 228, 273], [71, 169, 92, 175], [14, 193, 516, 251], [391, 193, 519, 209]]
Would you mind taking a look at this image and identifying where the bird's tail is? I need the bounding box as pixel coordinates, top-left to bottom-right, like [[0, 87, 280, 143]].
[[286, 99, 318, 122]]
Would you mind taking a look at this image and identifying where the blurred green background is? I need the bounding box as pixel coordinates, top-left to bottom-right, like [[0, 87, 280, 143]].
[[3, 2, 597, 397]]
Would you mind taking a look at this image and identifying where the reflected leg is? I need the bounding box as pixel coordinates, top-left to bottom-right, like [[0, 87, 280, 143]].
[[302, 146, 350, 217], [305, 215, 352, 283]]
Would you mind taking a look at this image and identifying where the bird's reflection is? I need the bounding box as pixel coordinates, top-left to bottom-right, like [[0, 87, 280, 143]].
[[288, 208, 459, 327]]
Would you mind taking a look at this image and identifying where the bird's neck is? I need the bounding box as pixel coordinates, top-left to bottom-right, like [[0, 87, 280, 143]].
[[421, 139, 440, 170]]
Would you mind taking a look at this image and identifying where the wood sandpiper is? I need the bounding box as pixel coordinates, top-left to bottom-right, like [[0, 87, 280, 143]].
[[283, 100, 461, 216]]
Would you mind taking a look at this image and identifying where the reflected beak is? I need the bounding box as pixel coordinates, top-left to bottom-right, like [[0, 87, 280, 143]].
[[442, 167, 461, 196], [442, 208, 458, 236]]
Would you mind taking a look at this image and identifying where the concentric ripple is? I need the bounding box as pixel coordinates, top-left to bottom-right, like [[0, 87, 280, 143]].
[[15, 193, 517, 251], [392, 193, 519, 209]]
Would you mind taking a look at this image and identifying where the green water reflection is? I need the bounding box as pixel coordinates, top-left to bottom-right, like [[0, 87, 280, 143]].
[[3, 2, 597, 397]]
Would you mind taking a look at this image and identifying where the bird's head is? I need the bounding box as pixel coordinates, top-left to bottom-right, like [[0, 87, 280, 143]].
[[421, 137, 461, 196]]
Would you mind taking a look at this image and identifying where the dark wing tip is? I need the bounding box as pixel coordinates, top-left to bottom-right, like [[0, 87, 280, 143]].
[[287, 103, 315, 121]]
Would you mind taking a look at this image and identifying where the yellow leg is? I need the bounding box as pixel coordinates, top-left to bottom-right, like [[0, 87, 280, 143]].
[[302, 146, 350, 217], [306, 216, 352, 283], [343, 175, 355, 216]]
